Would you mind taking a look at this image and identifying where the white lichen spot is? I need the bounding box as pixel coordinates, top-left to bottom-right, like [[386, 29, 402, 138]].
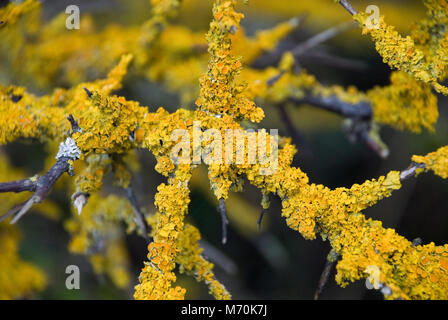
[[56, 138, 81, 160]]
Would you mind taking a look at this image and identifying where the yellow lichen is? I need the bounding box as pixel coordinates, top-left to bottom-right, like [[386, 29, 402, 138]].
[[0, 223, 46, 299], [353, 1, 448, 95], [0, 0, 447, 301], [412, 145, 448, 179]]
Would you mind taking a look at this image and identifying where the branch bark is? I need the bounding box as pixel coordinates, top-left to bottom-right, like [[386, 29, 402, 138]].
[[400, 162, 426, 182], [217, 198, 229, 245], [125, 186, 152, 243], [290, 21, 356, 58], [290, 94, 373, 120], [0, 115, 81, 223], [339, 0, 358, 16]]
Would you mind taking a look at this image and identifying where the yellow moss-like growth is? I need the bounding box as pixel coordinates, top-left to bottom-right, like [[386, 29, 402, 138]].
[[134, 179, 191, 300], [89, 239, 131, 289], [368, 71, 439, 133], [196, 0, 264, 122], [0, 54, 133, 146], [140, 0, 183, 47], [353, 0, 448, 95], [1, 0, 448, 301], [231, 18, 299, 64], [135, 242, 186, 300], [176, 223, 231, 299], [413, 145, 448, 179]]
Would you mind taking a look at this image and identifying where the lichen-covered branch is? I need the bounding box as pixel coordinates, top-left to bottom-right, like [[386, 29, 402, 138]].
[[0, 0, 447, 301]]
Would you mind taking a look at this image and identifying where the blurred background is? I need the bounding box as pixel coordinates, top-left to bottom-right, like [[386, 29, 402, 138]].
[[0, 0, 447, 300]]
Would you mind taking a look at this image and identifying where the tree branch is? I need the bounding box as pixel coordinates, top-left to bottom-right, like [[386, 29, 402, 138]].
[[257, 208, 266, 230], [125, 186, 152, 243], [298, 51, 368, 72], [290, 21, 356, 58], [0, 155, 72, 223], [290, 94, 373, 120], [217, 198, 229, 245], [343, 119, 389, 159], [314, 259, 336, 300], [339, 0, 358, 16], [0, 177, 37, 193], [400, 162, 426, 182], [0, 116, 81, 223], [277, 104, 307, 148], [314, 250, 339, 300]]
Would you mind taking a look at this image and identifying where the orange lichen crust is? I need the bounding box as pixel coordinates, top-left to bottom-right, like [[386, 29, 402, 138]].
[[195, 0, 264, 122], [134, 177, 191, 300]]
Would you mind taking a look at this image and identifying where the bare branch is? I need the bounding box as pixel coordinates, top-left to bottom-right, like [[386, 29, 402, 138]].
[[257, 208, 266, 230], [217, 198, 229, 245], [0, 117, 81, 223], [358, 129, 389, 159], [83, 87, 93, 97], [290, 94, 372, 120], [339, 0, 358, 16], [10, 195, 40, 224], [343, 119, 389, 159], [67, 114, 82, 134], [126, 186, 152, 243], [0, 177, 37, 193], [199, 240, 238, 275], [291, 21, 356, 57], [298, 51, 369, 72], [314, 250, 339, 300], [276, 103, 312, 157], [0, 156, 73, 223], [0, 200, 28, 223], [400, 162, 426, 182], [266, 70, 287, 86]]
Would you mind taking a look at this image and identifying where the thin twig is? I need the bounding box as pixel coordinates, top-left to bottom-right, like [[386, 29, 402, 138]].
[[83, 87, 93, 97], [257, 208, 266, 230], [343, 119, 389, 159], [67, 114, 82, 134], [199, 240, 238, 275], [298, 51, 368, 72], [276, 103, 311, 154], [358, 129, 389, 159], [266, 70, 286, 86], [0, 156, 72, 223], [339, 0, 358, 16], [291, 21, 356, 58], [400, 162, 426, 182], [0, 177, 37, 193], [0, 200, 28, 222], [0, 116, 81, 223], [314, 250, 339, 300], [125, 186, 152, 243], [290, 94, 372, 120], [217, 198, 229, 245]]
